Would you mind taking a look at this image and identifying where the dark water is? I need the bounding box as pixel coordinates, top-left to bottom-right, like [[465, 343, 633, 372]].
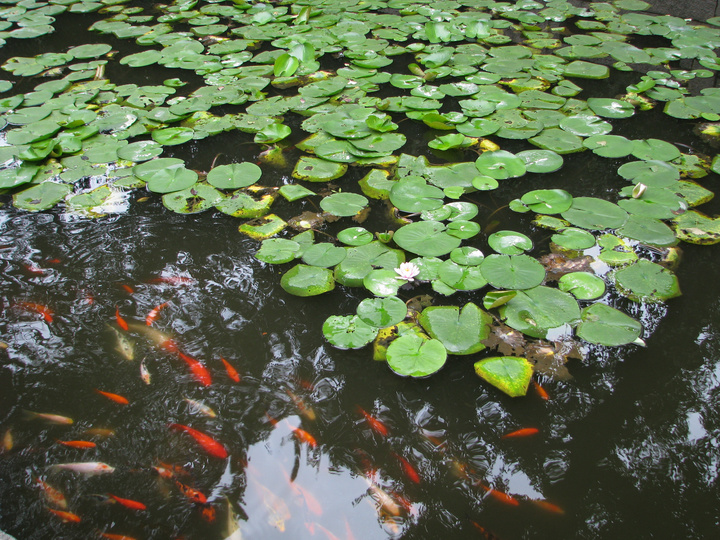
[[1, 4, 720, 540]]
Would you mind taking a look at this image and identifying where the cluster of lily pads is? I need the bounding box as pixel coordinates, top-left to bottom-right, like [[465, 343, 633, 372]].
[[1, 0, 720, 396]]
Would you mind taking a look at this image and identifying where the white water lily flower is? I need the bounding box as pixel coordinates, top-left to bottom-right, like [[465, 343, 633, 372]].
[[395, 262, 420, 281]]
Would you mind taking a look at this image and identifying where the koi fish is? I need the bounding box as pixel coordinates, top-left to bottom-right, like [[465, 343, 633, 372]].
[[55, 439, 96, 449], [356, 407, 388, 436], [501, 427, 539, 439], [477, 483, 519, 506], [98, 532, 138, 540], [140, 361, 151, 384], [470, 521, 502, 540], [177, 351, 212, 387], [148, 276, 195, 285], [34, 477, 67, 509], [362, 476, 401, 517], [310, 522, 341, 540], [95, 389, 129, 405], [47, 508, 81, 523], [174, 479, 208, 504], [200, 504, 216, 522], [107, 493, 147, 511], [532, 380, 550, 400], [282, 468, 322, 516], [2, 429, 13, 452], [184, 398, 217, 418], [530, 498, 565, 514], [168, 423, 228, 459], [45, 258, 61, 265], [108, 325, 135, 361], [23, 262, 46, 275], [126, 321, 176, 350], [286, 421, 317, 448], [119, 284, 134, 294], [83, 428, 115, 438], [391, 452, 421, 484], [286, 389, 315, 421], [24, 411, 73, 425], [115, 306, 129, 331], [17, 301, 53, 323], [50, 462, 115, 475], [220, 357, 240, 383], [146, 302, 169, 326], [254, 481, 290, 532]]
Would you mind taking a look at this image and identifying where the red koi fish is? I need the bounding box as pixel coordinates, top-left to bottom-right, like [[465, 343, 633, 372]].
[[17, 302, 53, 323], [168, 423, 227, 459], [287, 422, 317, 448], [98, 532, 138, 540], [23, 262, 46, 275], [530, 498, 565, 514], [55, 439, 96, 449], [532, 380, 550, 400], [177, 352, 212, 387], [470, 521, 502, 540], [391, 452, 421, 484], [119, 284, 134, 294], [146, 302, 169, 326], [356, 407, 388, 436], [45, 258, 61, 265], [200, 504, 216, 522], [95, 389, 129, 405], [115, 306, 128, 331], [34, 477, 67, 509], [174, 479, 208, 504], [147, 276, 195, 285], [477, 483, 519, 506], [501, 427, 539, 439], [107, 493, 147, 511], [220, 357, 240, 383], [47, 508, 81, 523]]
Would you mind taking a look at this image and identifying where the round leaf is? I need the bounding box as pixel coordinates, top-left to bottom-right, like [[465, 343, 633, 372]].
[[323, 315, 376, 349], [558, 272, 606, 300], [357, 296, 408, 328], [387, 334, 447, 378], [419, 303, 492, 355], [576, 303, 642, 346], [474, 356, 533, 397], [281, 264, 335, 296], [393, 221, 462, 257], [480, 254, 546, 290], [488, 231, 533, 254]]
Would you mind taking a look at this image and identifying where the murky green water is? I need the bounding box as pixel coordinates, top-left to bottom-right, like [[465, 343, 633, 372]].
[[2, 1, 720, 539]]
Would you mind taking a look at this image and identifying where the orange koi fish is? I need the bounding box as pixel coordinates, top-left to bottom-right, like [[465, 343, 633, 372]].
[[200, 504, 216, 522], [477, 483, 519, 506], [286, 421, 317, 448], [95, 389, 129, 405], [17, 302, 53, 323], [530, 498, 565, 514], [286, 389, 315, 421], [177, 352, 212, 387], [391, 452, 420, 484], [174, 479, 208, 504], [98, 532, 138, 540], [140, 361, 151, 385], [282, 469, 322, 516], [23, 262, 46, 275], [47, 508, 81, 523], [107, 493, 147, 511], [147, 276, 195, 285], [220, 357, 240, 383], [24, 411, 73, 425], [55, 439, 96, 449], [501, 427, 539, 439], [532, 380, 550, 400], [168, 423, 228, 459], [146, 302, 169, 326], [115, 306, 128, 331], [470, 521, 502, 540], [2, 429, 13, 452], [356, 407, 388, 436], [119, 284, 134, 294], [34, 477, 67, 509]]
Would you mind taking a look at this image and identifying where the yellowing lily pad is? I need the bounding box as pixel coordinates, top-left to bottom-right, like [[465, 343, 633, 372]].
[[474, 356, 533, 397]]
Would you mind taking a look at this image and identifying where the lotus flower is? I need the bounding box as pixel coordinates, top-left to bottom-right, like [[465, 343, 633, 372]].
[[395, 262, 420, 281]]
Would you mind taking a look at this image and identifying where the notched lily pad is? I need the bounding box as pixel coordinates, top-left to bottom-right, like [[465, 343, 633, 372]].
[[323, 315, 376, 349], [613, 259, 681, 302], [474, 356, 533, 397], [576, 303, 642, 346], [281, 264, 335, 297], [387, 334, 447, 378], [419, 302, 492, 355]]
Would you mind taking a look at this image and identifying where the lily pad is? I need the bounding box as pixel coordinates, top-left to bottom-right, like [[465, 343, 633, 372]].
[[551, 228, 596, 250], [387, 334, 447, 378], [162, 183, 222, 214], [301, 243, 347, 268], [281, 264, 335, 297], [480, 254, 546, 290], [419, 302, 492, 355], [583, 134, 635, 158], [521, 189, 573, 214], [320, 192, 369, 217], [323, 315, 376, 349], [576, 303, 643, 346], [474, 356, 533, 397], [587, 98, 635, 119], [255, 238, 302, 264], [207, 163, 262, 189], [516, 149, 564, 173], [616, 214, 678, 247], [561, 197, 628, 230], [499, 286, 581, 339], [116, 140, 163, 162], [488, 231, 533, 255], [13, 182, 71, 211], [363, 269, 404, 297], [279, 184, 314, 202], [393, 221, 462, 257], [293, 156, 348, 182], [357, 296, 408, 328], [338, 227, 373, 246], [613, 259, 681, 302], [475, 150, 526, 179], [437, 261, 488, 291], [529, 128, 585, 154], [558, 272, 606, 300]]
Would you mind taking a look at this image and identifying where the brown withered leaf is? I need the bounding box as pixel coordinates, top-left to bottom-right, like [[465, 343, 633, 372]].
[[525, 338, 584, 381], [352, 206, 371, 224], [407, 294, 433, 317], [481, 322, 526, 356], [288, 211, 325, 231], [539, 253, 593, 282]]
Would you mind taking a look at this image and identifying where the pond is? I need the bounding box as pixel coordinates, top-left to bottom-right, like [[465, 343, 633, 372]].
[[1, 0, 720, 539]]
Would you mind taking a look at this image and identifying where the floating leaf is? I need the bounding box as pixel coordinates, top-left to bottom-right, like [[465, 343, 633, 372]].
[[587, 98, 635, 118], [254, 123, 292, 144], [520, 189, 573, 214], [338, 227, 373, 246], [162, 183, 222, 214], [516, 150, 564, 173], [551, 228, 596, 250], [334, 242, 405, 287], [561, 197, 628, 230], [281, 264, 335, 297], [207, 163, 262, 190], [475, 150, 526, 179], [419, 303, 492, 355], [255, 238, 302, 264], [363, 269, 404, 297], [488, 231, 533, 255], [616, 214, 678, 246], [437, 261, 488, 291], [672, 210, 720, 245], [323, 315, 376, 349], [293, 156, 348, 182], [558, 272, 606, 300], [480, 254, 546, 290], [13, 182, 71, 211], [576, 303, 642, 346], [301, 243, 347, 268], [151, 126, 194, 146], [357, 296, 408, 328], [583, 134, 635, 158], [393, 221, 461, 257], [320, 192, 369, 217], [529, 128, 585, 154], [387, 334, 447, 378], [500, 286, 581, 339], [474, 356, 533, 397], [238, 214, 287, 240], [279, 184, 314, 202], [614, 259, 681, 302]]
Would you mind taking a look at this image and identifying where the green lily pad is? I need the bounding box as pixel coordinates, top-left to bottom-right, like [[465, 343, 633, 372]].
[[13, 182, 71, 211], [480, 254, 546, 290], [357, 296, 408, 328], [323, 315, 377, 349], [338, 227, 373, 246], [672, 210, 720, 245], [437, 261, 488, 291], [151, 126, 194, 146], [301, 243, 347, 268], [617, 160, 680, 187], [419, 302, 492, 355], [281, 264, 335, 297], [134, 158, 198, 193], [293, 156, 348, 182], [255, 238, 302, 264], [551, 228, 596, 250], [587, 98, 635, 118], [576, 303, 643, 346], [631, 139, 681, 161], [488, 231, 533, 254], [559, 115, 612, 137], [613, 259, 681, 302], [333, 242, 404, 287], [320, 192, 369, 217], [0, 164, 40, 189], [529, 128, 585, 154], [162, 183, 222, 214], [207, 163, 262, 190], [279, 184, 314, 202], [616, 214, 678, 246], [446, 220, 481, 240], [254, 123, 292, 144], [393, 221, 462, 257], [116, 140, 163, 162], [561, 197, 628, 230], [216, 191, 276, 219], [475, 150, 526, 179], [516, 149, 564, 173], [450, 247, 485, 266], [558, 272, 606, 300], [564, 60, 609, 79], [521, 189, 573, 214], [474, 356, 533, 397], [238, 214, 287, 240], [387, 334, 447, 378], [583, 134, 635, 158], [363, 269, 404, 297], [500, 286, 581, 339]]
